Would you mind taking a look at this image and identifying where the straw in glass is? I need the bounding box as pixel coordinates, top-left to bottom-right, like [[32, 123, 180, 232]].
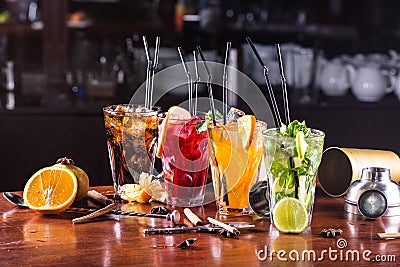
[[222, 42, 231, 125], [246, 37, 282, 127], [196, 46, 216, 125], [197, 45, 229, 206], [193, 50, 200, 116], [142, 36, 160, 110], [150, 37, 160, 110], [275, 44, 290, 125], [177, 47, 193, 115]]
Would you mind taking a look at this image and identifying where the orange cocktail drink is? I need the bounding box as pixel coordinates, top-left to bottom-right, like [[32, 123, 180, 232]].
[[208, 116, 266, 215]]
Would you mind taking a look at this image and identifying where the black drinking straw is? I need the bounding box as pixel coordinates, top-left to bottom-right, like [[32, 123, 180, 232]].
[[222, 42, 231, 125], [275, 44, 290, 125], [196, 46, 216, 126], [177, 46, 193, 115], [197, 45, 229, 207], [275, 43, 298, 199], [246, 37, 282, 127]]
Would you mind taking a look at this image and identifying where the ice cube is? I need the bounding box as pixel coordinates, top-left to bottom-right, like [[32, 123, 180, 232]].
[[227, 107, 245, 123], [135, 106, 150, 113]]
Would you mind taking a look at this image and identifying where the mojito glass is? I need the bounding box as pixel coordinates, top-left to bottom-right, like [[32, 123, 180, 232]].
[[103, 104, 159, 199], [263, 128, 324, 233], [160, 116, 209, 207], [208, 121, 267, 216]]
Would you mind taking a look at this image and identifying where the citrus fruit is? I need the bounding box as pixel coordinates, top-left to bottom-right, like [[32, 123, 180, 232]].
[[296, 131, 308, 160], [237, 115, 256, 150], [23, 166, 78, 214], [272, 197, 308, 233], [156, 106, 191, 158], [55, 157, 89, 201], [121, 184, 152, 203]]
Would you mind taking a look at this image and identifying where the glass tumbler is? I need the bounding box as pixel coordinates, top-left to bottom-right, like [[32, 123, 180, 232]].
[[103, 104, 160, 199]]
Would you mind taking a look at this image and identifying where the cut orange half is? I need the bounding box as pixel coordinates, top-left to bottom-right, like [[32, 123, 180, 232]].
[[156, 106, 191, 158], [23, 167, 78, 214], [237, 114, 256, 150]]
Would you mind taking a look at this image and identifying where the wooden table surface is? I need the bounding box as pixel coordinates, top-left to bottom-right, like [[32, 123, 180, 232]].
[[1, 186, 399, 266]]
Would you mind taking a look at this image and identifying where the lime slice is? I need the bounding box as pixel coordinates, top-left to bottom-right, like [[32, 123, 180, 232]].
[[237, 115, 256, 150], [156, 106, 191, 158], [272, 197, 308, 233], [296, 131, 308, 160]]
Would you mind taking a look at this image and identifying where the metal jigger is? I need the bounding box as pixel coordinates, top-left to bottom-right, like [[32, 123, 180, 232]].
[[248, 181, 270, 217], [344, 167, 400, 219]]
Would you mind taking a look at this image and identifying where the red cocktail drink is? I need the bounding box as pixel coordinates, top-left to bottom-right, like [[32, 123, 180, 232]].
[[160, 116, 209, 207]]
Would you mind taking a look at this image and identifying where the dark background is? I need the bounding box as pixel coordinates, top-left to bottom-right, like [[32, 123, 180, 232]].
[[1, 0, 400, 191]]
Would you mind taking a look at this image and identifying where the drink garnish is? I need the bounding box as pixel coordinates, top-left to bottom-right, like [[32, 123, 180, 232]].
[[279, 119, 311, 138], [195, 109, 223, 133], [272, 197, 308, 233], [120, 172, 166, 203], [156, 106, 191, 158], [237, 114, 256, 150], [270, 120, 313, 205], [296, 131, 308, 161]]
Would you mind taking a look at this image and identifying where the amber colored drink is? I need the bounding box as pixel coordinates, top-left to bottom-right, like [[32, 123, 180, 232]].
[[103, 104, 159, 199], [208, 121, 266, 215], [160, 116, 209, 207]]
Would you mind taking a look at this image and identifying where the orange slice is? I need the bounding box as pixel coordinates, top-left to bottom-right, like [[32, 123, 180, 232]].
[[237, 115, 256, 150], [156, 106, 191, 158], [23, 167, 78, 214]]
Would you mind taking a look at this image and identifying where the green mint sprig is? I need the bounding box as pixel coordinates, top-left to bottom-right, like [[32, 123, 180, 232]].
[[279, 120, 311, 137], [196, 109, 223, 134]]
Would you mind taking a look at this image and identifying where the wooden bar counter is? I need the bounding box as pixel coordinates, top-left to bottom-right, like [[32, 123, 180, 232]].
[[0, 186, 399, 266]]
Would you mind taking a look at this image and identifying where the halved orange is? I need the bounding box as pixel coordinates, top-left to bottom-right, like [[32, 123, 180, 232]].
[[156, 106, 191, 158], [23, 167, 78, 214], [237, 115, 256, 150]]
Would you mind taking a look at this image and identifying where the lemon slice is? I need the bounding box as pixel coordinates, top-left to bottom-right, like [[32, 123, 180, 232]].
[[156, 106, 191, 158], [296, 131, 308, 160], [237, 115, 256, 150], [272, 197, 308, 233]]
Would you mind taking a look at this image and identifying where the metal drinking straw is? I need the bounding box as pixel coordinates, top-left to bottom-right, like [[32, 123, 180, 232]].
[[193, 51, 200, 116], [222, 42, 231, 125], [142, 36, 160, 110], [150, 37, 160, 110], [177, 47, 193, 115], [196, 46, 216, 125], [275, 44, 291, 125], [246, 37, 282, 127]]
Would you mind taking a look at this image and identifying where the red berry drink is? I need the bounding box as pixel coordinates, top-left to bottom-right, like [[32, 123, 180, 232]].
[[160, 116, 209, 207]]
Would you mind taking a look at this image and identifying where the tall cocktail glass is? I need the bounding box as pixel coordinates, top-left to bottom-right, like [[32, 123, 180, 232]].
[[159, 116, 209, 207], [208, 121, 267, 216], [103, 104, 159, 200], [263, 128, 325, 233]]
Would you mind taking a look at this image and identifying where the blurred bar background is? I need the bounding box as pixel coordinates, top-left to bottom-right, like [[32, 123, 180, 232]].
[[1, 0, 400, 191]]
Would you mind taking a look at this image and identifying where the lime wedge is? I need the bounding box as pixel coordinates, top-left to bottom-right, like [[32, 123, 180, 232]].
[[296, 131, 308, 160], [272, 197, 308, 233]]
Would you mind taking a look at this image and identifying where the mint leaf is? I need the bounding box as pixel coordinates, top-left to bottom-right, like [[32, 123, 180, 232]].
[[279, 120, 311, 137], [196, 109, 223, 134]]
